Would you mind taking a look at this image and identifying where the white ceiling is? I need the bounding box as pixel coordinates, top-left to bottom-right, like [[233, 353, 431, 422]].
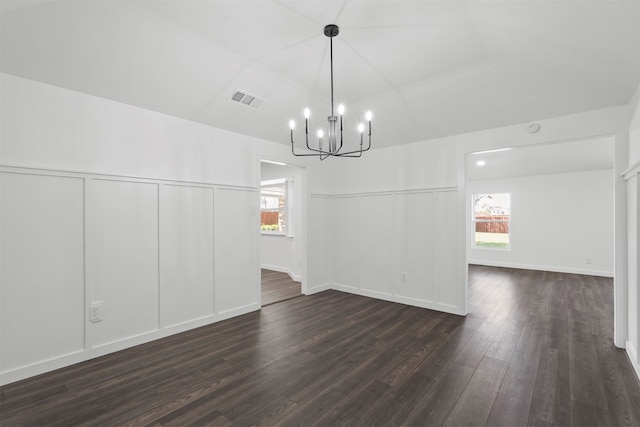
[[1, 1, 638, 149], [466, 136, 614, 180]]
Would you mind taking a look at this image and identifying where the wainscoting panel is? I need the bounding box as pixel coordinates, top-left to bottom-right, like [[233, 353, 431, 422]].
[[307, 195, 332, 293], [332, 196, 360, 290], [331, 187, 461, 314], [0, 166, 262, 385], [88, 179, 160, 347], [0, 172, 85, 372], [359, 194, 393, 296], [434, 190, 459, 308], [159, 184, 215, 327], [393, 192, 435, 303], [214, 188, 259, 314]]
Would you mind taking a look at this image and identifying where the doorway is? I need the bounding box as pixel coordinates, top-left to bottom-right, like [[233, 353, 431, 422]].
[[465, 136, 615, 276], [259, 159, 306, 305]]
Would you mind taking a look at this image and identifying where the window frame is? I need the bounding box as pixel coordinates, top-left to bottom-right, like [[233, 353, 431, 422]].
[[260, 178, 291, 236]]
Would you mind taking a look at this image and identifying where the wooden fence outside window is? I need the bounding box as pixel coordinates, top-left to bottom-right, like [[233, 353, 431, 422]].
[[474, 215, 510, 233]]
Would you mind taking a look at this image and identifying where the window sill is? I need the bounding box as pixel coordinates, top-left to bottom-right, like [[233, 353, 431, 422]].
[[471, 246, 510, 251], [261, 231, 295, 238]]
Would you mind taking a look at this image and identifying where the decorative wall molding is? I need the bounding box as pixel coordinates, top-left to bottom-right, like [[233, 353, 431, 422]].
[[329, 188, 463, 316], [623, 161, 640, 181], [0, 164, 257, 191], [310, 186, 457, 200], [1, 166, 260, 385]]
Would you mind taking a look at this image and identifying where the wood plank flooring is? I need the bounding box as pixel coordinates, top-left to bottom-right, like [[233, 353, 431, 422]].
[[2, 266, 639, 426], [261, 269, 301, 306]]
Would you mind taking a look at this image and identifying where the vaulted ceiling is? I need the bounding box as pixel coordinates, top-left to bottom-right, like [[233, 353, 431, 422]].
[[1, 1, 638, 149]]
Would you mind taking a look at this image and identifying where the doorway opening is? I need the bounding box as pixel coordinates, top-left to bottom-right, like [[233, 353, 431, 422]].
[[464, 135, 617, 332], [259, 159, 306, 306], [465, 136, 614, 276]]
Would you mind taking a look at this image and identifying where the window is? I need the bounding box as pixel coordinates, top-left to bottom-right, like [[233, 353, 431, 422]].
[[472, 193, 510, 249], [260, 179, 287, 234]]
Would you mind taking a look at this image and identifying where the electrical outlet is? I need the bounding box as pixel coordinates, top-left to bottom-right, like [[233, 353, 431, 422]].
[[401, 272, 407, 283], [89, 303, 103, 322]]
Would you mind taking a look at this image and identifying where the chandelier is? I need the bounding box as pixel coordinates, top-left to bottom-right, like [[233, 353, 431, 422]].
[[289, 24, 372, 160]]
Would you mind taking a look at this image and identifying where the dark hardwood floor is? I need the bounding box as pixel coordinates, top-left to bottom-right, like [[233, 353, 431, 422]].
[[2, 266, 639, 426], [261, 269, 301, 306]]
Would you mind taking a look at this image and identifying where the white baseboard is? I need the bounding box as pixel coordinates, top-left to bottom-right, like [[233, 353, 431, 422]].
[[261, 264, 301, 282], [626, 341, 640, 382], [0, 303, 259, 386], [306, 282, 331, 295], [467, 260, 614, 278], [331, 283, 465, 316]]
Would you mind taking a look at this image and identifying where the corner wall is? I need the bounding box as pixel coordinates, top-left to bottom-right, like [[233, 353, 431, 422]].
[[625, 82, 640, 378]]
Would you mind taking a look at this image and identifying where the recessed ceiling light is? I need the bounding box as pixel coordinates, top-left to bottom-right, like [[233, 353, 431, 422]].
[[476, 160, 486, 166]]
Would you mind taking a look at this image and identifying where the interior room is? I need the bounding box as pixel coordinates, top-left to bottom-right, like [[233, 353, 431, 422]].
[[467, 137, 615, 276], [1, 1, 639, 425]]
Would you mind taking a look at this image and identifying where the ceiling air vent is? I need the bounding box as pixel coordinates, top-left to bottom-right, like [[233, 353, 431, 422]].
[[230, 89, 265, 109]]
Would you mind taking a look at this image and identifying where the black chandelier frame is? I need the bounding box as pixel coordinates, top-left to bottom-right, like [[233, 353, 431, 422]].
[[290, 24, 372, 160]]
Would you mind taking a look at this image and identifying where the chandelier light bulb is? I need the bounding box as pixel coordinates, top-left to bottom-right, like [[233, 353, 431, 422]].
[[304, 108, 310, 119], [338, 104, 345, 115], [365, 111, 373, 121], [317, 129, 324, 138], [289, 120, 296, 130], [358, 123, 365, 133]]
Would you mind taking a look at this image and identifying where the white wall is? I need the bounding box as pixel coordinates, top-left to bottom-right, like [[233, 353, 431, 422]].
[[1, 173, 85, 370], [330, 190, 461, 313], [308, 194, 333, 294], [0, 73, 330, 384], [468, 169, 614, 277], [625, 82, 640, 378], [328, 140, 464, 314]]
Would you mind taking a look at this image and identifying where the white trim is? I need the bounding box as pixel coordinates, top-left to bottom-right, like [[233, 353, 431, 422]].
[[306, 282, 331, 295], [468, 260, 614, 278], [626, 341, 640, 381], [331, 282, 466, 316], [0, 304, 259, 386], [309, 187, 456, 200], [261, 178, 286, 186], [261, 231, 288, 236], [330, 186, 457, 198], [261, 265, 302, 282], [622, 161, 640, 181], [0, 164, 257, 192]]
